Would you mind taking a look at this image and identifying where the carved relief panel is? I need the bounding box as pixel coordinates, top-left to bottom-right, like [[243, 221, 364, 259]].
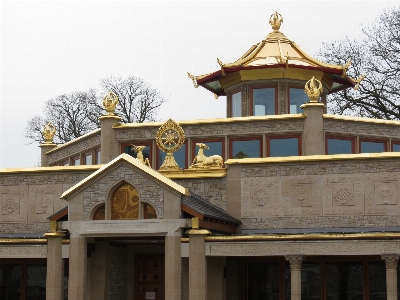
[[242, 177, 279, 218], [365, 173, 400, 215], [0, 186, 28, 222], [28, 184, 65, 222], [322, 174, 363, 215], [281, 176, 322, 216]]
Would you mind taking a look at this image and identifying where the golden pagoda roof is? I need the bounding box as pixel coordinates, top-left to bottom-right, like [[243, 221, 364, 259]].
[[189, 12, 356, 96]]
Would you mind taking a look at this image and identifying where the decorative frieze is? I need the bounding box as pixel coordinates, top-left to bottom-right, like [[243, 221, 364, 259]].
[[365, 173, 400, 215], [28, 184, 66, 222], [0, 186, 28, 222], [0, 245, 46, 258]]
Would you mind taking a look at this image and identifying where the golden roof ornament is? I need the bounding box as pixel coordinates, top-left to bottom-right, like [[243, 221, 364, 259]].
[[190, 143, 224, 169], [341, 60, 352, 78], [304, 76, 323, 102], [102, 91, 118, 115], [43, 123, 56, 144], [156, 119, 185, 170], [353, 74, 365, 90], [269, 12, 283, 31], [131, 145, 151, 168]]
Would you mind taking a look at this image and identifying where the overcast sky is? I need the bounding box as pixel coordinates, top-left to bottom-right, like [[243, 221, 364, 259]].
[[1, 0, 398, 168]]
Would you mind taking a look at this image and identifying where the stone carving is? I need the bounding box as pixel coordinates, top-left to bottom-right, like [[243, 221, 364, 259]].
[[0, 186, 28, 222], [281, 176, 321, 216], [242, 177, 279, 217], [285, 255, 302, 270], [365, 173, 400, 215], [381, 255, 399, 269], [0, 246, 46, 258], [323, 175, 363, 215], [47, 132, 100, 164], [28, 185, 64, 222], [242, 85, 248, 116], [324, 119, 400, 137]]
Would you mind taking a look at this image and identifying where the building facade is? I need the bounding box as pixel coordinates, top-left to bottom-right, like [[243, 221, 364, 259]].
[[1, 12, 400, 300]]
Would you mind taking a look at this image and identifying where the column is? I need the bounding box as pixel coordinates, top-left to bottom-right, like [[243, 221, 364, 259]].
[[39, 143, 57, 167], [45, 230, 65, 300], [98, 115, 121, 164], [300, 102, 325, 155], [382, 255, 399, 300], [186, 218, 210, 300], [68, 235, 87, 300], [165, 234, 182, 300], [285, 255, 302, 300]]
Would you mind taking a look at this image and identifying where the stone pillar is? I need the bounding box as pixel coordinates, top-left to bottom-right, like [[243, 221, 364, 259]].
[[285, 255, 302, 300], [45, 227, 65, 300], [98, 115, 121, 164], [165, 234, 182, 300], [39, 143, 57, 167], [68, 235, 87, 300], [382, 255, 399, 300], [300, 102, 325, 155], [186, 219, 210, 300]]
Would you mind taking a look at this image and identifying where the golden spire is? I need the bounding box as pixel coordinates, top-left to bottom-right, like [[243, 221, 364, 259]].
[[304, 76, 323, 102], [43, 123, 56, 144], [269, 12, 283, 31], [102, 91, 118, 116]]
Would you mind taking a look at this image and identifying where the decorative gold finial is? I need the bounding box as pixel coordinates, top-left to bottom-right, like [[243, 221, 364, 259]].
[[132, 145, 151, 168], [353, 75, 365, 90], [269, 12, 283, 31], [187, 72, 199, 88], [217, 58, 226, 76], [102, 91, 118, 115], [43, 123, 56, 144], [304, 76, 323, 102], [156, 119, 185, 170], [341, 60, 352, 78]]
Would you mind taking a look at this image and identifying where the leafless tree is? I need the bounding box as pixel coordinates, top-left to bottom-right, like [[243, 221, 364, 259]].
[[100, 75, 167, 123], [317, 7, 400, 120], [25, 89, 101, 144]]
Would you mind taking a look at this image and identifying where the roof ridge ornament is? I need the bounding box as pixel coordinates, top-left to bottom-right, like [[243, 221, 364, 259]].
[[269, 12, 283, 31], [187, 72, 199, 88], [102, 91, 119, 116], [352, 75, 365, 90], [304, 76, 323, 102], [341, 60, 352, 78], [43, 123, 56, 144]]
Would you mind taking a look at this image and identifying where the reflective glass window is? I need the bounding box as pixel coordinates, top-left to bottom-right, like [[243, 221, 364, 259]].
[[158, 144, 186, 169], [193, 141, 223, 158], [123, 144, 151, 163], [84, 153, 93, 165], [289, 88, 308, 114], [95, 150, 101, 164], [245, 262, 279, 300], [360, 140, 386, 153], [269, 137, 299, 157], [301, 263, 321, 300], [231, 91, 241, 117], [369, 261, 386, 300], [26, 264, 46, 300], [230, 139, 261, 158], [252, 87, 276, 115], [327, 138, 353, 154], [393, 143, 400, 152], [0, 264, 21, 300], [73, 157, 80, 166], [326, 262, 363, 299]]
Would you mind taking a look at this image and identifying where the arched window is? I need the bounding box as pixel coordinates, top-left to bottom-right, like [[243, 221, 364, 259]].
[[111, 183, 140, 220], [93, 204, 105, 220]]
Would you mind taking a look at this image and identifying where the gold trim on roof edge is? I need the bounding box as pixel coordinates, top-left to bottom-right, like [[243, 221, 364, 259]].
[[113, 114, 306, 129], [45, 129, 101, 154], [0, 165, 103, 174], [160, 168, 227, 179], [323, 114, 400, 126], [0, 239, 70, 244], [225, 152, 400, 165], [60, 153, 190, 199]]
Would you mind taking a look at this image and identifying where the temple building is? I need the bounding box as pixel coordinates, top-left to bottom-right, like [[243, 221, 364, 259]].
[[2, 12, 400, 300]]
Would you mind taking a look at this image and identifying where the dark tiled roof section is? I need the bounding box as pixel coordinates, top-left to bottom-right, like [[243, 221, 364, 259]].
[[47, 206, 68, 220], [182, 192, 242, 224]]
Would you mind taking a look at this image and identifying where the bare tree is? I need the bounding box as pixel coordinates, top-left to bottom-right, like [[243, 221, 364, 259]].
[[100, 75, 167, 123], [25, 90, 101, 144], [317, 7, 400, 120]]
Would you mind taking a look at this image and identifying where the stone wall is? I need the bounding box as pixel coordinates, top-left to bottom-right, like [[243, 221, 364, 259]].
[[239, 158, 400, 230], [0, 171, 93, 233], [107, 244, 127, 300], [175, 177, 227, 211], [47, 132, 101, 165], [324, 119, 400, 138], [82, 163, 165, 220]]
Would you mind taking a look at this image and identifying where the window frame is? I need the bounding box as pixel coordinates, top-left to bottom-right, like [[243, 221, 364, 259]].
[[249, 85, 278, 116], [359, 138, 387, 153], [228, 88, 242, 118], [325, 136, 355, 155], [266, 135, 302, 157], [83, 151, 94, 165], [156, 141, 188, 169], [229, 136, 262, 159], [391, 140, 400, 152], [191, 138, 225, 164]]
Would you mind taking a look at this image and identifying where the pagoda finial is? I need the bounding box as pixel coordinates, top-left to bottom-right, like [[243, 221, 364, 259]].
[[269, 12, 283, 31], [304, 76, 323, 102]]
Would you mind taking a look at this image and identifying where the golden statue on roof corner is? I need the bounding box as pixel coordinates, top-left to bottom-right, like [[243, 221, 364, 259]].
[[132, 145, 151, 168], [103, 91, 118, 115], [304, 76, 323, 102], [43, 123, 56, 144], [269, 12, 283, 31], [156, 119, 185, 170]]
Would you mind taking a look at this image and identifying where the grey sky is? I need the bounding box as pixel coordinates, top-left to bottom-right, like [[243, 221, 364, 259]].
[[1, 0, 398, 168]]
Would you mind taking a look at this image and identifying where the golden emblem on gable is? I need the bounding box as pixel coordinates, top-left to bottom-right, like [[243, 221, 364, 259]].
[[111, 183, 139, 220]]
